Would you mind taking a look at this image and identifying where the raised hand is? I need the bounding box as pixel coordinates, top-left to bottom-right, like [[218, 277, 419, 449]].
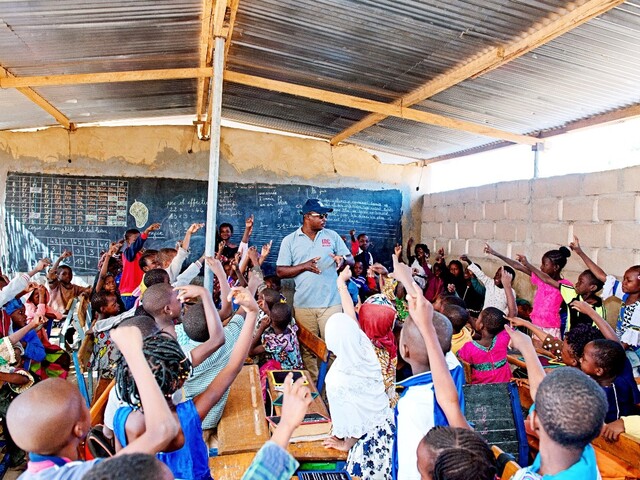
[[187, 223, 205, 234], [329, 253, 345, 270], [569, 235, 582, 254], [145, 223, 161, 234], [35, 258, 52, 272], [504, 324, 533, 352], [501, 267, 513, 286], [338, 266, 352, 283], [245, 215, 254, 231], [390, 254, 418, 296], [460, 254, 470, 264], [515, 254, 529, 266], [228, 286, 259, 312], [260, 241, 272, 259], [174, 284, 206, 303], [484, 243, 496, 256], [111, 325, 144, 353], [394, 244, 402, 257], [60, 250, 73, 259]]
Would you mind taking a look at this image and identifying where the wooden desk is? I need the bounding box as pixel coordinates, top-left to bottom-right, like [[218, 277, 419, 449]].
[[217, 365, 270, 454], [267, 370, 348, 462]]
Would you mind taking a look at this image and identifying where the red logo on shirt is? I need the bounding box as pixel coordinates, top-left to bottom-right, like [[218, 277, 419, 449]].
[[322, 239, 332, 247]]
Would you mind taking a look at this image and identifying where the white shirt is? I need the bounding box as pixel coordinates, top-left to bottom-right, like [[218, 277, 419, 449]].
[[396, 352, 462, 480], [469, 263, 515, 314]]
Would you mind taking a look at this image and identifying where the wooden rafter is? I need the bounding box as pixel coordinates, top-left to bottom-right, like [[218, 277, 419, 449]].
[[330, 0, 626, 146], [0, 68, 211, 89], [223, 71, 538, 145], [424, 103, 640, 164], [0, 66, 73, 130], [195, 0, 216, 124], [0, 67, 538, 144]]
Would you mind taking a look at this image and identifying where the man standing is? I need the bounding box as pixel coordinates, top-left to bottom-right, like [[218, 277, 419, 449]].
[[276, 199, 353, 381]]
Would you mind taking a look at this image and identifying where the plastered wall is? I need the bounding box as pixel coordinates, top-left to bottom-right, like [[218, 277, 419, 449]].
[[0, 125, 425, 262], [421, 166, 640, 304]]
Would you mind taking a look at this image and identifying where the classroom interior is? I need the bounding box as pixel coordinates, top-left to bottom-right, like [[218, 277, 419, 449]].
[[1, 0, 640, 478]]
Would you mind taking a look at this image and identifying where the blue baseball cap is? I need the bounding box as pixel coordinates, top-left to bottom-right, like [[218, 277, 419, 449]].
[[301, 199, 333, 215]]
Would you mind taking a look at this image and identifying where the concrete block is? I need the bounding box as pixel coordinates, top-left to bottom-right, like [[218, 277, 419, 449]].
[[532, 174, 581, 199], [506, 200, 530, 220], [456, 187, 477, 203], [467, 239, 488, 257], [531, 198, 560, 222], [495, 222, 518, 242], [447, 203, 465, 222], [441, 221, 456, 238], [531, 243, 563, 266], [457, 221, 475, 240], [435, 238, 451, 252], [429, 192, 448, 207], [622, 165, 640, 193], [450, 239, 467, 256], [475, 221, 495, 239], [597, 194, 639, 221], [422, 221, 442, 239], [597, 248, 640, 278], [485, 201, 506, 221], [562, 196, 596, 222], [497, 179, 531, 201], [476, 184, 497, 202], [582, 169, 620, 196], [508, 242, 528, 260], [572, 222, 610, 249], [434, 207, 449, 223], [532, 223, 571, 246], [610, 222, 640, 249], [422, 205, 437, 223], [464, 202, 484, 221]]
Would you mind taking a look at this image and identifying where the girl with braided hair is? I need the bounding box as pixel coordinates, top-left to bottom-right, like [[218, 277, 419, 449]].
[[112, 286, 260, 480], [417, 427, 497, 480]]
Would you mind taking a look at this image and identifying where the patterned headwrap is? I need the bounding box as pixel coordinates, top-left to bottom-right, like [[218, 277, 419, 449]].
[[359, 294, 397, 358]]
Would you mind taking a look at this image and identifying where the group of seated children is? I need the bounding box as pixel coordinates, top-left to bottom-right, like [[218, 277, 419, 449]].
[[0, 214, 639, 480]]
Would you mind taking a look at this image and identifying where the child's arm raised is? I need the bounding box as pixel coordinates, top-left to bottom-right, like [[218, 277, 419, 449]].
[[47, 250, 71, 282], [207, 257, 232, 320], [485, 243, 531, 275], [501, 268, 517, 318], [392, 255, 469, 429], [336, 267, 356, 321], [516, 254, 560, 289], [110, 326, 178, 455], [569, 236, 607, 282], [96, 242, 120, 293], [175, 285, 225, 367], [507, 316, 552, 345], [181, 222, 204, 253], [504, 325, 545, 399], [194, 287, 259, 420], [241, 374, 311, 480], [259, 241, 272, 267], [570, 301, 619, 343], [26, 258, 51, 279], [249, 316, 269, 356]]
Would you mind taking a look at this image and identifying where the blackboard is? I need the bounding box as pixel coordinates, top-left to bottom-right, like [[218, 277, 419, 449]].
[[3, 173, 403, 276], [463, 382, 528, 465]]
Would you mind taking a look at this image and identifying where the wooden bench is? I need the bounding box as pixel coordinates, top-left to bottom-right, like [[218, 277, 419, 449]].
[[592, 433, 640, 478], [492, 445, 521, 480], [296, 323, 330, 393], [217, 364, 270, 455]]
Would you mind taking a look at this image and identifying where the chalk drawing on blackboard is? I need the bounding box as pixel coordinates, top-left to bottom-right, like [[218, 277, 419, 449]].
[[129, 200, 149, 228]]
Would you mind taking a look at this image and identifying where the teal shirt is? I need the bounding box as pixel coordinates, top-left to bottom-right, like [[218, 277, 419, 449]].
[[276, 227, 350, 308], [510, 444, 600, 480], [241, 441, 299, 480]]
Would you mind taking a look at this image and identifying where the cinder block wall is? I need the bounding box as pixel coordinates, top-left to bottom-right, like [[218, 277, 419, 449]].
[[421, 165, 640, 306]]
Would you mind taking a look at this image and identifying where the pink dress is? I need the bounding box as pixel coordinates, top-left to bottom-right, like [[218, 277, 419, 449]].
[[457, 330, 511, 384], [530, 273, 572, 329]]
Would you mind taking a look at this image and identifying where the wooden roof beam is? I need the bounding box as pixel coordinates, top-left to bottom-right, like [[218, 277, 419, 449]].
[[1, 66, 74, 130], [195, 0, 216, 124], [223, 71, 538, 145], [0, 68, 211, 88], [424, 102, 640, 164], [330, 0, 626, 146]]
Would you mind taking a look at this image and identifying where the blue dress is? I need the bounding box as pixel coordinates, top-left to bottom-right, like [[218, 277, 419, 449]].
[[113, 399, 212, 480]]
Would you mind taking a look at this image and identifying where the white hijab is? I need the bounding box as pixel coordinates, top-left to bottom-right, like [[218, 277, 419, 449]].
[[325, 313, 392, 439]]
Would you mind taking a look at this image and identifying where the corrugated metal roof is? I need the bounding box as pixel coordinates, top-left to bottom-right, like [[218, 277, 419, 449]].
[[0, 0, 639, 161]]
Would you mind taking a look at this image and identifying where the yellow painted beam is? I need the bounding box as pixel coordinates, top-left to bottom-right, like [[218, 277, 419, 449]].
[[330, 0, 626, 146]]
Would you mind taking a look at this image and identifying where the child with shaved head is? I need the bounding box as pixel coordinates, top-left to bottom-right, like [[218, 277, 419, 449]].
[[390, 255, 465, 480], [6, 326, 177, 479]]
